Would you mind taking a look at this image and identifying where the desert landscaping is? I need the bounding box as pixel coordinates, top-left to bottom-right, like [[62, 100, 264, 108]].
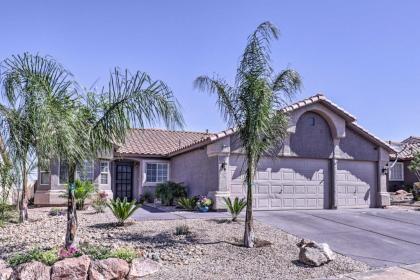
[[0, 208, 370, 279]]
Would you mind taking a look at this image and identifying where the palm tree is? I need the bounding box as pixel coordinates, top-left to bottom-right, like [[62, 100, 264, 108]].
[[62, 68, 184, 248], [195, 22, 302, 248], [0, 53, 80, 222]]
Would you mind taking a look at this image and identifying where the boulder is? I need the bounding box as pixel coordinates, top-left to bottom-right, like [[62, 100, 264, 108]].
[[297, 239, 336, 267], [395, 189, 408, 195], [89, 258, 130, 280], [128, 258, 161, 279], [14, 261, 50, 280], [0, 267, 13, 280], [51, 255, 91, 280], [0, 260, 7, 270]]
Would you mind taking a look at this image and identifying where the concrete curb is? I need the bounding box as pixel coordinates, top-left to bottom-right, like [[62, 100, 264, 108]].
[[315, 263, 420, 280]]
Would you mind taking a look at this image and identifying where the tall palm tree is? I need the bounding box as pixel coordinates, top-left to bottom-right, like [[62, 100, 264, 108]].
[[62, 68, 184, 248], [195, 22, 302, 248], [0, 53, 79, 222]]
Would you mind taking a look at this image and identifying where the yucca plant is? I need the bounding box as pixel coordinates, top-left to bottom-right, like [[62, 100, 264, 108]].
[[223, 197, 247, 222], [177, 197, 197, 211], [107, 198, 140, 226]]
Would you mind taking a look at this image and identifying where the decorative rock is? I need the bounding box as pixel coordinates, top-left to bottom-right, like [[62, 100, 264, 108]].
[[297, 239, 336, 267], [0, 260, 7, 270], [89, 258, 130, 280], [15, 261, 50, 280], [51, 255, 91, 280], [395, 189, 408, 195], [0, 267, 13, 280], [128, 258, 162, 279]]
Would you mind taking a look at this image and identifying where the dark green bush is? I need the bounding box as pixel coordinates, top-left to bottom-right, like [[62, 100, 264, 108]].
[[155, 181, 187, 206], [177, 197, 197, 211]]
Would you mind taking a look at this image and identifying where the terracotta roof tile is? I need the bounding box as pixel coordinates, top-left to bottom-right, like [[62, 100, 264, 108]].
[[115, 129, 210, 156], [115, 94, 395, 157], [390, 136, 420, 160]]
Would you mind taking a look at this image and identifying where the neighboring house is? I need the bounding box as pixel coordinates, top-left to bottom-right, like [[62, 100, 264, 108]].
[[387, 136, 420, 191], [34, 94, 395, 210]]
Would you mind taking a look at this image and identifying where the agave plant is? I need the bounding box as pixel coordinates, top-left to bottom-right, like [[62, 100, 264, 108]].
[[223, 197, 247, 222], [177, 197, 197, 211], [107, 198, 140, 226]]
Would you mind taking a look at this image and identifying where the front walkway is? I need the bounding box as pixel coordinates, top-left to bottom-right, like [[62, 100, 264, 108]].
[[132, 205, 231, 221]]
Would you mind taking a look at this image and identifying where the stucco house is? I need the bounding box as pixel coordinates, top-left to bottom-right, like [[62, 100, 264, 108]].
[[34, 94, 395, 210], [388, 136, 420, 191]]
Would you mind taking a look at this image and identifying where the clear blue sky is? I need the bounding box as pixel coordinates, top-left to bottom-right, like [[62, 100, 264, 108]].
[[1, 0, 419, 141]]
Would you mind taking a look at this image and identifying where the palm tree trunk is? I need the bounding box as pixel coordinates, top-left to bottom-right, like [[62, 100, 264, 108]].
[[244, 156, 255, 248], [65, 163, 78, 249], [18, 162, 28, 223]]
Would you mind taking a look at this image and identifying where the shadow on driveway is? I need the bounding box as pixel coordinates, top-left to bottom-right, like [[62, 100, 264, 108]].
[[254, 208, 420, 268]]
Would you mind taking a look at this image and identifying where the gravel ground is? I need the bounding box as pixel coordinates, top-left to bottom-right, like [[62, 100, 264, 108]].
[[0, 208, 370, 280]]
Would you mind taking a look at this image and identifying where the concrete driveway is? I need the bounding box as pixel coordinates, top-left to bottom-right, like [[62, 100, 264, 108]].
[[254, 208, 420, 268]]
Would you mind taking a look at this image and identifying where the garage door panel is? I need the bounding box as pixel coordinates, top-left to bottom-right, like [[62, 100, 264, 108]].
[[229, 157, 329, 210], [336, 160, 376, 208]]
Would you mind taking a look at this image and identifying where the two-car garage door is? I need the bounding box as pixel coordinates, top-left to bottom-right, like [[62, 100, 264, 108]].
[[229, 156, 376, 210]]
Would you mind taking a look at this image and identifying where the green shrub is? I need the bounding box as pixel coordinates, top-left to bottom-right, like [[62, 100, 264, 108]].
[[107, 197, 140, 225], [223, 197, 247, 222], [143, 191, 155, 203], [155, 181, 187, 206], [79, 244, 112, 260], [49, 207, 66, 216], [79, 244, 138, 262], [0, 203, 14, 221], [109, 247, 138, 262], [62, 180, 96, 210], [175, 224, 190, 236], [177, 197, 197, 211], [8, 248, 59, 266]]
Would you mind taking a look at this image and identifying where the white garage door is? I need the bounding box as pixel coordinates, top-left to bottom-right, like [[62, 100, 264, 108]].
[[336, 160, 376, 208], [229, 157, 329, 210]]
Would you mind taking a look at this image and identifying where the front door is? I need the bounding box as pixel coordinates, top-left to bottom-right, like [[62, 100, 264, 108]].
[[115, 162, 133, 201]]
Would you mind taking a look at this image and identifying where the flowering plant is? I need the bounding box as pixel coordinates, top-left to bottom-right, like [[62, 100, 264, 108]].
[[58, 245, 80, 259], [196, 196, 212, 208]]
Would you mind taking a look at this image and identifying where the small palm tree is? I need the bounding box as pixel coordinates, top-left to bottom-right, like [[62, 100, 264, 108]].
[[195, 22, 301, 247], [223, 197, 247, 222], [0, 53, 80, 222], [107, 198, 140, 226], [62, 68, 183, 248]]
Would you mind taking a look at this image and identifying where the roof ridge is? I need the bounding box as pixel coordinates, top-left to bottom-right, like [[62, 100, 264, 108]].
[[130, 127, 211, 135]]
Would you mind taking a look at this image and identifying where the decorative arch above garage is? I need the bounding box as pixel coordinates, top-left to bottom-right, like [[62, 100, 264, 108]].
[[290, 111, 334, 159]]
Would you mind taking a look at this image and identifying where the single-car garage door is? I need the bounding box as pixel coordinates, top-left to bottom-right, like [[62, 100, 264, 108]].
[[229, 157, 329, 210], [336, 160, 376, 208]]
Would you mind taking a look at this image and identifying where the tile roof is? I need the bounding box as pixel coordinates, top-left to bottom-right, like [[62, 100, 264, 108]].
[[115, 94, 395, 157], [282, 93, 356, 122], [390, 136, 420, 160], [115, 129, 210, 156]]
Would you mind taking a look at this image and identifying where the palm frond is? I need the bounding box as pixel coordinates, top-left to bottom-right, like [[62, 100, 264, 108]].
[[272, 69, 302, 106], [88, 68, 184, 153], [194, 75, 240, 126]]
